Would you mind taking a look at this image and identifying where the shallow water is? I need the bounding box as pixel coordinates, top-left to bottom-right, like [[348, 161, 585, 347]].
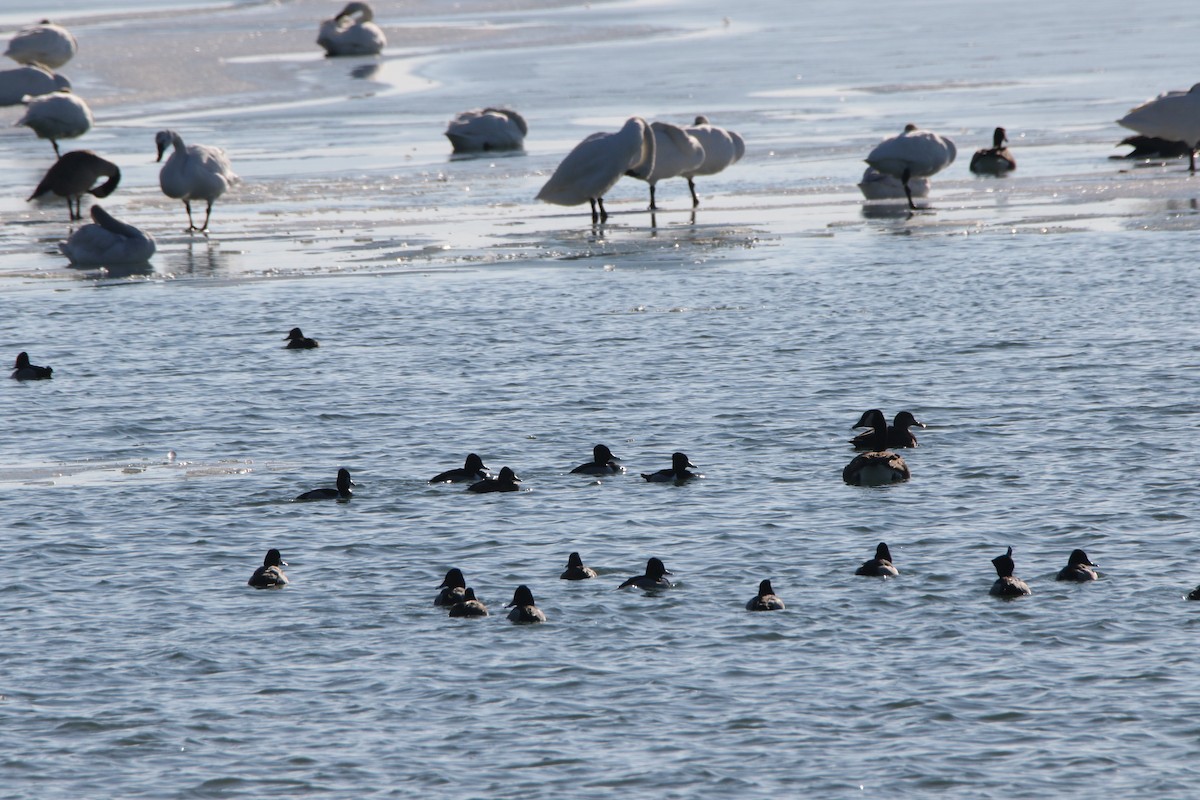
[[5, 0, 1200, 797]]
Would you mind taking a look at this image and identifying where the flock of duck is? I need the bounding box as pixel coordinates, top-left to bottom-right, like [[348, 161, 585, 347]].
[[6, 6, 1200, 268]]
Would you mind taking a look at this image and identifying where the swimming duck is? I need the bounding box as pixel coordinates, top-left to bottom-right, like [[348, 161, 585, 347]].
[[1118, 83, 1200, 172], [855, 542, 900, 577], [430, 453, 489, 484], [17, 90, 92, 157], [536, 116, 656, 223], [0, 64, 70, 106], [27, 150, 120, 222], [155, 129, 238, 233], [633, 121, 705, 209], [11, 351, 52, 380], [842, 451, 910, 486], [294, 467, 354, 501], [969, 127, 1017, 175], [468, 466, 521, 493], [865, 124, 957, 210], [1055, 549, 1098, 582], [681, 115, 745, 207], [248, 548, 289, 588], [1187, 584, 1200, 601], [618, 557, 674, 590], [448, 587, 489, 617], [560, 551, 597, 580], [284, 327, 319, 349], [745, 579, 785, 611], [570, 444, 624, 475], [434, 567, 467, 606], [60, 205, 155, 266], [850, 409, 925, 450], [444, 108, 527, 153], [990, 546, 1031, 598], [4, 21, 77, 70], [506, 585, 547, 623], [317, 2, 386, 56], [641, 452, 698, 483]]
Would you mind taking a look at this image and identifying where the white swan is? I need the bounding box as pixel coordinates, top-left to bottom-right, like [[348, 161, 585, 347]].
[[17, 90, 92, 156], [857, 166, 930, 201], [681, 116, 745, 207], [536, 116, 656, 223], [1118, 84, 1200, 172], [0, 64, 69, 106], [317, 2, 386, 56], [633, 121, 704, 209], [28, 150, 120, 221], [865, 124, 957, 209], [155, 129, 238, 232], [60, 205, 156, 266], [445, 108, 527, 153], [4, 21, 77, 70]]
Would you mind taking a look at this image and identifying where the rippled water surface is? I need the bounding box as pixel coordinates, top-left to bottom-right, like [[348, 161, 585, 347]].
[[4, 0, 1200, 797]]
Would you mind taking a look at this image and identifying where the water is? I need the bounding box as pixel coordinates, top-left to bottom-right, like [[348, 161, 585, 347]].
[[5, 0, 1200, 797]]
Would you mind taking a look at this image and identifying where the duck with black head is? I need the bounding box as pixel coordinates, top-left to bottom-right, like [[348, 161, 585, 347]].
[[448, 587, 488, 618], [618, 557, 674, 591], [560, 552, 597, 580], [468, 466, 521, 493], [990, 546, 1031, 598], [430, 453, 489, 484], [284, 327, 318, 349], [855, 542, 900, 577], [434, 568, 467, 606], [570, 444, 624, 475], [11, 351, 52, 380], [506, 585, 547, 623], [641, 452, 699, 483], [850, 410, 926, 450], [745, 579, 785, 611], [1056, 549, 1098, 582], [295, 467, 354, 501], [248, 548, 289, 589]]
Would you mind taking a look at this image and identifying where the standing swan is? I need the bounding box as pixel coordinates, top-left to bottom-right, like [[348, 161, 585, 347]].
[[536, 116, 656, 223], [4, 21, 77, 70], [633, 121, 705, 209], [155, 129, 238, 233], [681, 116, 745, 207], [27, 150, 120, 221], [444, 108, 527, 153], [17, 90, 92, 156], [969, 127, 1016, 175], [60, 205, 156, 266], [1118, 84, 1200, 172], [865, 124, 957, 210], [317, 2, 386, 56]]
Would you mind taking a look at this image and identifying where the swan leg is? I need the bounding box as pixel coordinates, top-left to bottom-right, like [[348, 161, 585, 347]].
[[649, 184, 658, 211], [588, 198, 599, 223], [69, 195, 80, 221], [688, 177, 700, 208], [597, 197, 608, 223], [51, 140, 61, 158], [1190, 147, 1197, 174], [200, 199, 214, 232], [183, 199, 197, 231], [902, 168, 916, 210]]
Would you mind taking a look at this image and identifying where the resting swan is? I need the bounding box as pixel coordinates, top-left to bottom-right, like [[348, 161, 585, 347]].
[[17, 89, 92, 156], [60, 205, 155, 266], [445, 108, 527, 153], [317, 2, 386, 56], [4, 20, 77, 70], [536, 116, 655, 223], [0, 64, 69, 106], [865, 124, 957, 210]]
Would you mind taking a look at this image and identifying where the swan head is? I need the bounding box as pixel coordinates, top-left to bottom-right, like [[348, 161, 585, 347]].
[[336, 2, 375, 21], [154, 129, 181, 162]]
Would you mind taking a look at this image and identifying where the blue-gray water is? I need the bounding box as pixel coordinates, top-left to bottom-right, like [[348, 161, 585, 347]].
[[4, 0, 1200, 797]]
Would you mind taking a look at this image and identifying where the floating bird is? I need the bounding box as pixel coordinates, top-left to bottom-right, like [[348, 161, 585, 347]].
[[632, 121, 704, 209], [434, 568, 467, 606], [4, 21, 77, 70], [619, 557, 674, 590], [506, 585, 547, 623], [842, 450, 909, 486], [1056, 549, 1098, 582], [681, 115, 745, 207], [641, 451, 698, 483], [0, 64, 69, 106], [1118, 84, 1200, 172], [745, 579, 785, 611], [536, 116, 656, 223], [570, 444, 624, 475], [27, 150, 120, 221], [430, 453, 489, 484], [468, 465, 521, 493], [294, 467, 354, 501], [448, 587, 488, 617], [855, 542, 900, 577], [60, 205, 155, 266], [560, 551, 597, 580], [317, 2, 386, 56], [1112, 135, 1193, 160], [17, 90, 92, 156], [850, 409, 925, 450], [865, 124, 957, 210], [11, 351, 52, 380], [284, 327, 319, 349], [248, 548, 289, 589], [155, 129, 238, 233], [969, 127, 1016, 175], [989, 546, 1031, 598], [857, 166, 930, 201], [444, 107, 527, 153]]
